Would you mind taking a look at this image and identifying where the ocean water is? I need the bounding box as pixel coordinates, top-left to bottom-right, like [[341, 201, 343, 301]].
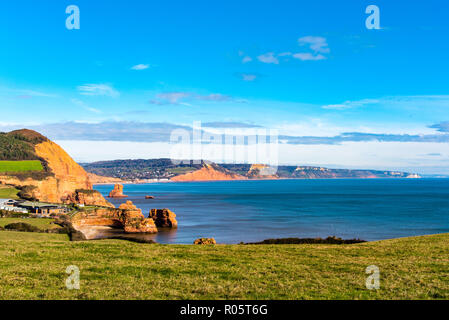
[[95, 179, 449, 244]]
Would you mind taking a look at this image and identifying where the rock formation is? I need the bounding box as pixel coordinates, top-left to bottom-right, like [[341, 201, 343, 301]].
[[149, 208, 178, 228], [65, 189, 113, 208], [0, 129, 111, 207], [171, 163, 246, 182], [71, 201, 158, 236], [108, 184, 128, 198], [119, 201, 157, 233], [194, 238, 217, 245]]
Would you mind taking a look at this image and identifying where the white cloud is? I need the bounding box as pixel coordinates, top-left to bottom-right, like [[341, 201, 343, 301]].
[[149, 92, 236, 105], [253, 36, 330, 65], [239, 73, 258, 81], [77, 84, 120, 98], [149, 92, 191, 105], [257, 52, 279, 64], [242, 56, 252, 63], [298, 36, 330, 53], [131, 64, 150, 70], [71, 99, 102, 114], [0, 87, 58, 99], [293, 53, 326, 61], [291, 36, 331, 61], [321, 99, 379, 110], [194, 93, 232, 102], [15, 90, 57, 98]]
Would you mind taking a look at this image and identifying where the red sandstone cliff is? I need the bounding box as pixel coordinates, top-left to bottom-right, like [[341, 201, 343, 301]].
[[171, 163, 246, 182], [247, 164, 279, 179], [0, 129, 112, 207]]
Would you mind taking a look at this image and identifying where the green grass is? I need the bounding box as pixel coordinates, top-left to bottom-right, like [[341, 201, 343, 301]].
[[0, 231, 448, 300], [0, 187, 20, 199], [0, 218, 61, 231], [168, 167, 196, 174], [0, 160, 43, 173]]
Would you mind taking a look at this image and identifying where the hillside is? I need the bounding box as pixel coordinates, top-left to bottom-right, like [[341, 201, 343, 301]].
[[82, 159, 421, 181], [171, 162, 246, 181], [0, 230, 447, 299], [0, 129, 48, 161], [87, 172, 124, 184], [0, 129, 112, 207]]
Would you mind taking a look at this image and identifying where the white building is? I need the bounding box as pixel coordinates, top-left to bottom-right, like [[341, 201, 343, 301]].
[[0, 199, 29, 214]]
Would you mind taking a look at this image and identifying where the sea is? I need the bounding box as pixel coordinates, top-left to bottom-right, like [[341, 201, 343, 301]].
[[94, 179, 449, 244]]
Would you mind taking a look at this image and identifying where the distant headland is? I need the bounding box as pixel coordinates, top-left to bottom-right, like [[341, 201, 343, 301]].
[[81, 159, 422, 183]]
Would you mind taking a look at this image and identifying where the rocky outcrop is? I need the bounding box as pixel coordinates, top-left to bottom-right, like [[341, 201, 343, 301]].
[[0, 129, 111, 207], [71, 201, 158, 236], [194, 238, 217, 245], [65, 189, 114, 208], [119, 201, 157, 233], [171, 163, 246, 182], [149, 209, 178, 228], [108, 184, 128, 198]]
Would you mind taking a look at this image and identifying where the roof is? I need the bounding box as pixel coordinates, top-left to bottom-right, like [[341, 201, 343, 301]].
[[17, 201, 63, 209]]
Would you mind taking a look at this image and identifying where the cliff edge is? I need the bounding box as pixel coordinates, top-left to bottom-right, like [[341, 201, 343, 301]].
[[0, 129, 112, 207], [171, 162, 246, 182]]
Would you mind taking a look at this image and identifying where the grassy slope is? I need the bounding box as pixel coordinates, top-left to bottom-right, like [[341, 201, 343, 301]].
[[0, 231, 448, 300], [0, 218, 61, 231], [0, 187, 20, 199], [0, 160, 43, 173]]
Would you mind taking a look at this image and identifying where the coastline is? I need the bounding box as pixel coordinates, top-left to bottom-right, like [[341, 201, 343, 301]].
[[93, 178, 449, 244], [93, 176, 440, 187]]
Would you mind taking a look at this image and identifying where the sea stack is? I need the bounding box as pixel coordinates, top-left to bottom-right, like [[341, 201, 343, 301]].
[[149, 208, 178, 228], [119, 201, 157, 233], [108, 184, 128, 198]]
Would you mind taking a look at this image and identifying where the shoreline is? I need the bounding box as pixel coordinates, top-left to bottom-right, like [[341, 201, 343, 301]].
[[92, 176, 444, 186]]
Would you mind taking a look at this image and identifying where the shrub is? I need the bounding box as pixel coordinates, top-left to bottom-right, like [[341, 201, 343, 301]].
[[4, 222, 42, 233], [246, 236, 366, 245]]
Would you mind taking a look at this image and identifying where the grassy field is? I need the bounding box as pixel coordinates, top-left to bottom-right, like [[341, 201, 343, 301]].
[[0, 218, 61, 231], [0, 187, 20, 199], [169, 167, 196, 174], [0, 160, 43, 173], [0, 231, 448, 300]]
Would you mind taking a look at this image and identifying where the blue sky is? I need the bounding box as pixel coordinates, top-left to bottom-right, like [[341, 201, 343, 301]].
[[0, 0, 448, 173]]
